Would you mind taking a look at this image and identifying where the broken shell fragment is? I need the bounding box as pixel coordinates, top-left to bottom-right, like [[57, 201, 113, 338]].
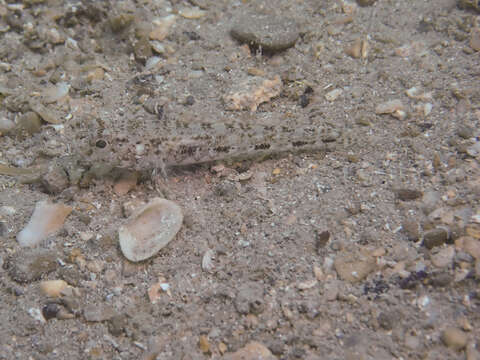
[[375, 99, 405, 117], [17, 200, 72, 247], [119, 198, 183, 262]]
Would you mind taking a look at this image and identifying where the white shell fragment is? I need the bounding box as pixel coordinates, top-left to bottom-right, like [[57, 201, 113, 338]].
[[119, 198, 183, 262], [178, 7, 207, 19], [202, 249, 215, 272], [375, 99, 404, 114], [17, 200, 73, 247], [325, 88, 343, 102]]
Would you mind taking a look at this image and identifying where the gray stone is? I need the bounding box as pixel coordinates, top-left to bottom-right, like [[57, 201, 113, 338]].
[[231, 14, 299, 52]]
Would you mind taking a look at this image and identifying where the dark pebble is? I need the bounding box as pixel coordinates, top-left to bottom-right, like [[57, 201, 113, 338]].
[[42, 303, 60, 320], [394, 188, 423, 201], [357, 0, 377, 5], [315, 230, 330, 250], [423, 228, 448, 249], [231, 14, 299, 52]]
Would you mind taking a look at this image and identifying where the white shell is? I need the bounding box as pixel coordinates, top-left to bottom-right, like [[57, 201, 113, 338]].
[[119, 198, 183, 262]]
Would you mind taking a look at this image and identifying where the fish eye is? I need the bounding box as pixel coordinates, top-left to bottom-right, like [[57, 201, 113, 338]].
[[95, 139, 107, 148]]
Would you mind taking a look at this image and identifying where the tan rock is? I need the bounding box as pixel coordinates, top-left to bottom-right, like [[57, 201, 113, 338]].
[[334, 251, 376, 283], [441, 327, 468, 351], [431, 246, 455, 268], [455, 236, 480, 259], [39, 280, 69, 297]]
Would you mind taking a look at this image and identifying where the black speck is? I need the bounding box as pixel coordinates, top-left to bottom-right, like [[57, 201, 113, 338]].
[[183, 31, 201, 41]]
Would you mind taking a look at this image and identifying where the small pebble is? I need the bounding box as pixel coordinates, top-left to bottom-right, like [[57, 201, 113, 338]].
[[231, 14, 299, 52], [423, 228, 449, 249], [198, 335, 210, 354], [42, 303, 60, 320], [421, 190, 441, 214], [431, 246, 455, 268], [441, 327, 468, 351], [0, 117, 15, 134], [402, 219, 420, 241]]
